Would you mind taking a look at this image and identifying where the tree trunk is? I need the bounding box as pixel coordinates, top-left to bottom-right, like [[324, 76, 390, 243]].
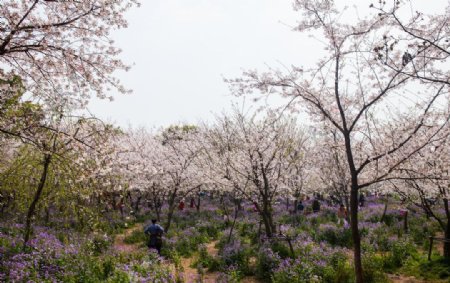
[[344, 131, 363, 283], [261, 211, 273, 237], [444, 222, 450, 259], [260, 204, 276, 237], [165, 192, 177, 233], [23, 154, 51, 248], [403, 211, 408, 233], [45, 205, 50, 224], [268, 208, 276, 235], [443, 198, 450, 259], [134, 195, 142, 214], [380, 195, 389, 223], [153, 198, 162, 222], [196, 193, 201, 212], [227, 204, 239, 243], [165, 204, 175, 233], [350, 185, 363, 283]]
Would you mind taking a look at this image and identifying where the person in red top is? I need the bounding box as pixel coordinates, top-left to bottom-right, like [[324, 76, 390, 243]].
[[178, 200, 185, 211]]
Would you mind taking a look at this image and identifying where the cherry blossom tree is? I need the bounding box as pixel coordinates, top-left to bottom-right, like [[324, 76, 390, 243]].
[[227, 1, 450, 280], [203, 110, 308, 237], [119, 127, 167, 219], [371, 1, 450, 86], [157, 125, 206, 232], [0, 0, 139, 103], [391, 131, 450, 257]]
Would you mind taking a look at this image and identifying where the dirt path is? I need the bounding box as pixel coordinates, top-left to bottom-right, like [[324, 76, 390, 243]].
[[113, 228, 259, 283], [113, 224, 142, 253], [179, 240, 220, 283], [388, 274, 428, 283]]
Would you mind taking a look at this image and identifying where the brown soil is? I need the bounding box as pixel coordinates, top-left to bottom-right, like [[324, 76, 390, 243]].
[[388, 274, 429, 283], [180, 240, 220, 283], [241, 276, 260, 283], [113, 224, 141, 253], [113, 228, 261, 283]]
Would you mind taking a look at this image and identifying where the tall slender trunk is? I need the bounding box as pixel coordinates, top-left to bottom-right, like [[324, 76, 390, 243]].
[[165, 205, 175, 233], [45, 206, 50, 224], [23, 154, 51, 248], [444, 221, 450, 259], [196, 193, 201, 212], [261, 211, 273, 237], [261, 197, 275, 237], [134, 195, 142, 214], [165, 191, 177, 232], [227, 203, 239, 243], [343, 132, 363, 283], [350, 185, 362, 282], [443, 198, 450, 259], [380, 195, 389, 223], [152, 197, 162, 222]]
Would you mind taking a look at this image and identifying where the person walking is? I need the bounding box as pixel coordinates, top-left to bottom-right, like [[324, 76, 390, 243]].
[[144, 219, 164, 255], [337, 204, 348, 226]]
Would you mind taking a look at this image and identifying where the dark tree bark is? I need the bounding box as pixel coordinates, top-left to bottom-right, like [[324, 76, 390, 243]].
[[443, 198, 450, 258], [227, 200, 240, 243], [164, 190, 178, 233], [343, 129, 363, 283], [23, 153, 51, 248], [195, 192, 201, 212], [380, 195, 389, 223]]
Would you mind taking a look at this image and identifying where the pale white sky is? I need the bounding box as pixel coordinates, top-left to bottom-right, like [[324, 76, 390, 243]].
[[87, 0, 446, 128]]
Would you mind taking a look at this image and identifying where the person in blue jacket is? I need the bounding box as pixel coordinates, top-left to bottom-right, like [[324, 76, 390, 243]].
[[144, 219, 164, 255]]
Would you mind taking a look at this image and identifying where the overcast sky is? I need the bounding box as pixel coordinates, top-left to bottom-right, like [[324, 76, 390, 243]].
[[87, 0, 445, 128]]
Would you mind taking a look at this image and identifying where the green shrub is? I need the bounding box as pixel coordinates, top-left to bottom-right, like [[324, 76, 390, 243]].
[[255, 248, 280, 282], [383, 239, 417, 270], [322, 260, 354, 283], [362, 248, 388, 283], [123, 229, 147, 245], [401, 255, 450, 280], [317, 224, 353, 248], [270, 241, 292, 258], [194, 244, 221, 272], [84, 234, 112, 256]]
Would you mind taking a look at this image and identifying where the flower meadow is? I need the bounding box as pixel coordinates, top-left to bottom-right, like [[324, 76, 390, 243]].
[[1, 195, 450, 282]]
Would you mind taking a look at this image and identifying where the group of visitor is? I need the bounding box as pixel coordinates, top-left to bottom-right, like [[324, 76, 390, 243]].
[[295, 198, 321, 214], [145, 193, 366, 255]]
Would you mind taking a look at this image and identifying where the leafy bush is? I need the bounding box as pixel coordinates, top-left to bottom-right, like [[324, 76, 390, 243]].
[[256, 247, 281, 282], [84, 233, 112, 256], [383, 238, 417, 270], [402, 256, 450, 280], [317, 224, 353, 248], [362, 247, 389, 283], [194, 244, 221, 272], [219, 238, 253, 275]]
